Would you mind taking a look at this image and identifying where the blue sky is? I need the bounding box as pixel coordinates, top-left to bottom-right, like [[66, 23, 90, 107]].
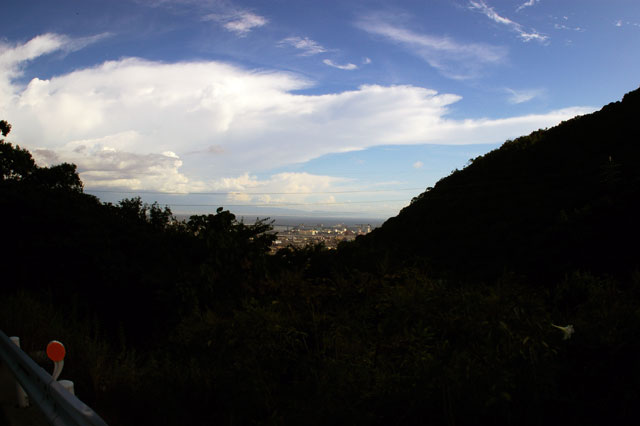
[[1, 0, 639, 219]]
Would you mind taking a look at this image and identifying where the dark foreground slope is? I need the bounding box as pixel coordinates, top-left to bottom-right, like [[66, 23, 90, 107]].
[[358, 87, 640, 280]]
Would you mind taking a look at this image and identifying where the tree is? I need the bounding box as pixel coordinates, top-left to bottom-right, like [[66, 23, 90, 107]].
[[118, 197, 149, 222], [186, 208, 276, 303], [0, 120, 83, 192], [116, 197, 175, 229], [0, 121, 36, 181], [148, 201, 175, 230], [0, 120, 11, 137], [28, 163, 83, 192]]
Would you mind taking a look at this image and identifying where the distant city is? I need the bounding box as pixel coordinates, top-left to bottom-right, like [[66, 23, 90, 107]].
[[176, 214, 384, 251], [247, 216, 383, 251], [244, 215, 379, 252], [269, 222, 377, 252]]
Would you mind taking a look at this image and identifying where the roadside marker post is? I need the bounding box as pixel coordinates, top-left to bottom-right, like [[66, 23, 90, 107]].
[[1, 330, 108, 425], [47, 340, 75, 395], [47, 340, 66, 380]]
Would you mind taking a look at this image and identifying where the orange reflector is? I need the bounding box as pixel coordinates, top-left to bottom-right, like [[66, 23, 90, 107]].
[[46, 340, 66, 362]]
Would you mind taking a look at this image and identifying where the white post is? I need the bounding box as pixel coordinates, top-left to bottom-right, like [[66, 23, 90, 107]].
[[59, 379, 75, 395], [9, 336, 29, 408], [52, 360, 64, 381]]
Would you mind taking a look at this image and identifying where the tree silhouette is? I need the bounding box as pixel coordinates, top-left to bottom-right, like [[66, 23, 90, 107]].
[[1, 120, 82, 191], [0, 120, 11, 137], [0, 121, 36, 181]]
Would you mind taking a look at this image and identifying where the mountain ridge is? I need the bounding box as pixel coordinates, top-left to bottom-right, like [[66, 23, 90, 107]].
[[352, 86, 640, 280]]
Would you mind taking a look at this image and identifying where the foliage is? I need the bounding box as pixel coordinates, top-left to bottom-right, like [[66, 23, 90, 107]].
[[27, 162, 84, 191], [116, 197, 175, 229]]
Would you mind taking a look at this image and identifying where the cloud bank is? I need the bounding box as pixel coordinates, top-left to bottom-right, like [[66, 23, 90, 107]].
[[1, 34, 592, 196]]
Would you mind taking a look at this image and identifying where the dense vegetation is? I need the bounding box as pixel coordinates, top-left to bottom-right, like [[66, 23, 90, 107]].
[[1, 87, 640, 426]]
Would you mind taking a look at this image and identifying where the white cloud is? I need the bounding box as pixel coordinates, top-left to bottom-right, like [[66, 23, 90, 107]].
[[554, 24, 583, 32], [0, 33, 109, 80], [323, 59, 358, 70], [2, 35, 594, 196], [73, 150, 190, 191], [516, 0, 539, 12], [202, 171, 349, 208], [144, 0, 267, 36], [356, 16, 507, 79], [363, 57, 372, 64], [412, 161, 423, 169], [224, 12, 267, 35], [31, 132, 197, 192], [469, 0, 548, 43], [278, 37, 327, 56], [203, 11, 267, 35], [0, 34, 67, 73], [614, 20, 640, 28], [505, 88, 544, 104]]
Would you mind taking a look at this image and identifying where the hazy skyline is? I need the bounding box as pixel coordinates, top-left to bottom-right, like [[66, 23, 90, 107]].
[[2, 0, 639, 218]]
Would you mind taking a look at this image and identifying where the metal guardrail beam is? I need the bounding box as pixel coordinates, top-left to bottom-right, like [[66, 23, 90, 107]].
[[0, 330, 109, 426]]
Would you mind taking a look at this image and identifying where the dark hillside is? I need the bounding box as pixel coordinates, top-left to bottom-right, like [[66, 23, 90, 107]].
[[360, 87, 640, 280]]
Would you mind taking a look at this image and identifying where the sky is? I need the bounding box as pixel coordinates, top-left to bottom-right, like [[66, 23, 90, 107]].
[[1, 0, 639, 219]]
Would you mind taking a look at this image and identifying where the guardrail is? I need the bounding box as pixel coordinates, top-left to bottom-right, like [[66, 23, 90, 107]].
[[0, 330, 109, 426]]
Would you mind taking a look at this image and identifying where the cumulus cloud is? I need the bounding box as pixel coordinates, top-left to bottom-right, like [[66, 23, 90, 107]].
[[278, 36, 327, 56], [2, 35, 593, 196], [175, 171, 351, 211], [412, 161, 423, 169], [323, 59, 358, 70], [469, 0, 548, 42], [356, 16, 507, 79], [214, 171, 343, 193], [40, 133, 196, 192], [74, 150, 190, 191]]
